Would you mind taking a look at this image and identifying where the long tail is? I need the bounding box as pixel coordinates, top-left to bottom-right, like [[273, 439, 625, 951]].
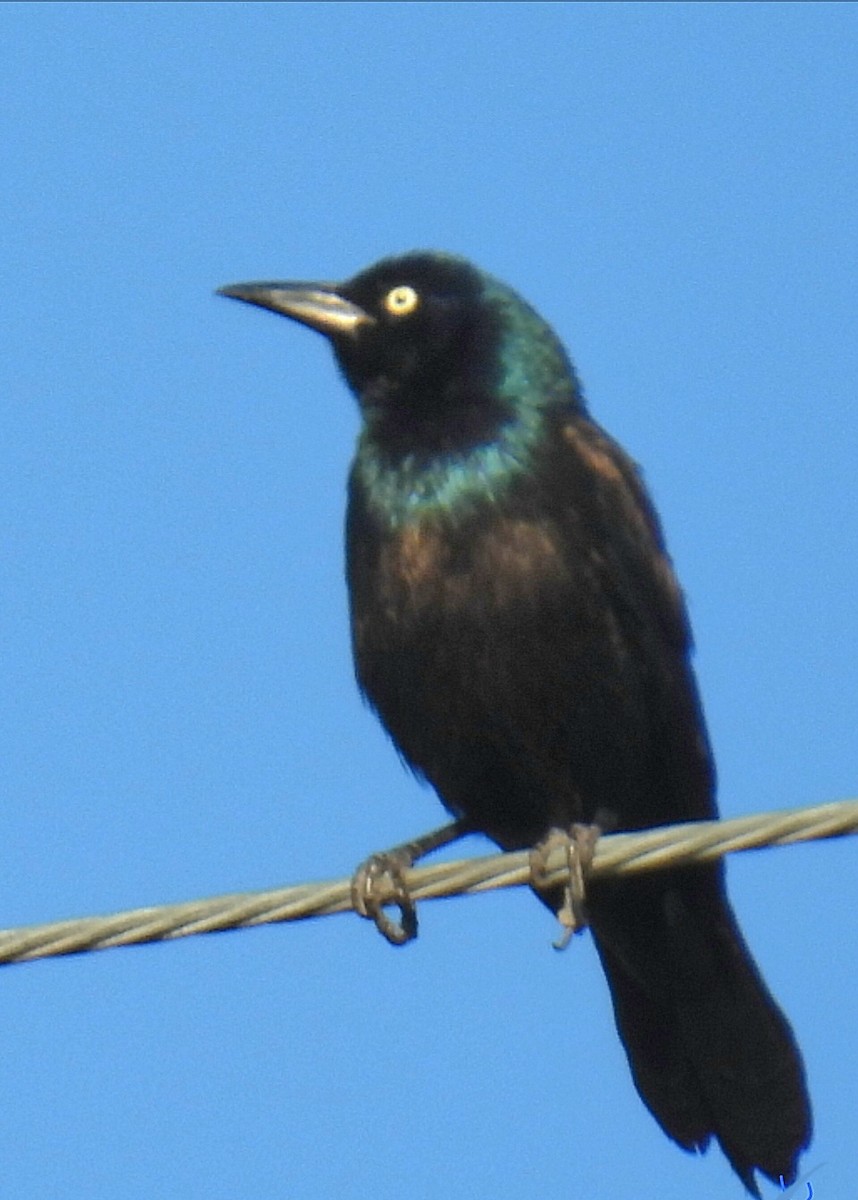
[[587, 864, 811, 1196]]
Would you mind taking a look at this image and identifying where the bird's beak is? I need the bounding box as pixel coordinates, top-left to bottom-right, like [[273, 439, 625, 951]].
[[216, 281, 374, 339]]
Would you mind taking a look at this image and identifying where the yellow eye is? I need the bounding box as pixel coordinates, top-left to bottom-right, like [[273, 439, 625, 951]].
[[383, 285, 420, 317]]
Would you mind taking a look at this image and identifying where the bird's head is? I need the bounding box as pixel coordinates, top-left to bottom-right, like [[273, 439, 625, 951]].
[[218, 251, 581, 460]]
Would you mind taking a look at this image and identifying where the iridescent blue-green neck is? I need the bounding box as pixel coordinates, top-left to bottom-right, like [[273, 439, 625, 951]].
[[351, 270, 583, 530], [353, 419, 539, 530]]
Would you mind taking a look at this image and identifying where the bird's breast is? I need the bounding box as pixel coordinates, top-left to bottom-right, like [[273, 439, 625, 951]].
[[370, 514, 570, 623]]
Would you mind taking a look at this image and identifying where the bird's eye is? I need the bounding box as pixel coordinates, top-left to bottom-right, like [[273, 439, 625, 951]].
[[383, 285, 420, 317]]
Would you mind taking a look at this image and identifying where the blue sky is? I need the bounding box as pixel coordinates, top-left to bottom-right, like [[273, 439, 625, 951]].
[[1, 4, 856, 1197]]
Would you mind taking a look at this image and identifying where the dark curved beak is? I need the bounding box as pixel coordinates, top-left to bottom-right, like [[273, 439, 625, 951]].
[[216, 281, 374, 339]]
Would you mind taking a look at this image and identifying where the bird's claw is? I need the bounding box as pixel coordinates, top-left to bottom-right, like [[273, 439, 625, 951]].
[[351, 849, 418, 946], [529, 823, 601, 949]]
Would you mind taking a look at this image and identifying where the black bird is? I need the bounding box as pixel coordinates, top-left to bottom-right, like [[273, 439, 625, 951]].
[[218, 252, 810, 1194]]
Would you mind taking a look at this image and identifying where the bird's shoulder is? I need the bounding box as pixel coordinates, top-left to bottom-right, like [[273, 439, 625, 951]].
[[552, 414, 691, 649]]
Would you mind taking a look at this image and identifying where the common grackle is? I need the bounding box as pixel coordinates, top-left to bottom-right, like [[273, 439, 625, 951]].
[[218, 252, 811, 1195]]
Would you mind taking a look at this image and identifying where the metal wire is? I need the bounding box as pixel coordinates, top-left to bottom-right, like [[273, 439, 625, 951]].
[[1, 797, 855, 967]]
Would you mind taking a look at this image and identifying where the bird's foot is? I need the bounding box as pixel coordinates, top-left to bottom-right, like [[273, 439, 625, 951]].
[[351, 820, 468, 947], [351, 848, 418, 946], [529, 823, 601, 950]]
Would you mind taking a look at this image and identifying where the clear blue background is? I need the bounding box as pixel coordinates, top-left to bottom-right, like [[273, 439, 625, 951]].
[[1, 4, 855, 1197]]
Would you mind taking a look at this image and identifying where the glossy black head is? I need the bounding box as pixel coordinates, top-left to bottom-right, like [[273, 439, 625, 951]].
[[218, 251, 580, 458], [335, 252, 492, 385]]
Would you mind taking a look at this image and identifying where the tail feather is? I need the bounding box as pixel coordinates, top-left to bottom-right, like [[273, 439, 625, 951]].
[[588, 865, 811, 1196]]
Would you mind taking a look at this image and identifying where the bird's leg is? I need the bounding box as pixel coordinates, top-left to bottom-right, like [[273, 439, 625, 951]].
[[351, 819, 469, 946], [529, 822, 602, 950]]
